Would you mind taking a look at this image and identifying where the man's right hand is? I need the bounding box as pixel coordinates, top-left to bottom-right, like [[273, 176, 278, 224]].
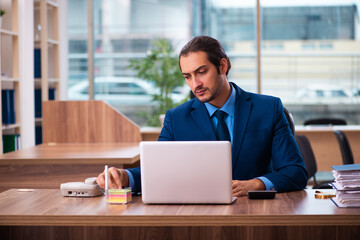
[[96, 167, 129, 189]]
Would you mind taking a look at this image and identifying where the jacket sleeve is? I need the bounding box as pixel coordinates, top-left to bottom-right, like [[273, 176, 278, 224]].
[[158, 109, 175, 141], [263, 99, 308, 192], [127, 167, 141, 193]]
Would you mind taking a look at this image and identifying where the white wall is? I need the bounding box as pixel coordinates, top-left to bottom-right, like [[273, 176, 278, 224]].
[[59, 0, 68, 100], [19, 0, 35, 149]]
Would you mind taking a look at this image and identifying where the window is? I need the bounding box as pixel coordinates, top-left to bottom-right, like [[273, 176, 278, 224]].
[[201, 0, 257, 92], [68, 0, 191, 125], [259, 1, 360, 124], [68, 0, 360, 125]]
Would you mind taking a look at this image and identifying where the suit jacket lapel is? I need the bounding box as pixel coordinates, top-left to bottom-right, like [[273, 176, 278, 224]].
[[191, 99, 217, 140], [231, 83, 252, 170]]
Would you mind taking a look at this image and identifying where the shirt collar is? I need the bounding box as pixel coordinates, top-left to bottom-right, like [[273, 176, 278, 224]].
[[205, 84, 236, 118]]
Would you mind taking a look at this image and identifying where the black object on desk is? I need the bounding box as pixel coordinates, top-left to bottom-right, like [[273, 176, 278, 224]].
[[248, 190, 276, 199]]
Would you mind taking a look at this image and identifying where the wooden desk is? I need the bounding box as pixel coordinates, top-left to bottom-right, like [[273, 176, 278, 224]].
[[0, 143, 140, 193], [295, 125, 360, 171], [0, 189, 358, 240], [0, 143, 140, 165], [141, 126, 162, 141]]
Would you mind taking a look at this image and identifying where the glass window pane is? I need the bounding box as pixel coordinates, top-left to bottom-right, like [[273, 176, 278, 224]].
[[67, 0, 360, 126], [201, 0, 257, 93], [261, 1, 360, 124], [68, 0, 191, 126]]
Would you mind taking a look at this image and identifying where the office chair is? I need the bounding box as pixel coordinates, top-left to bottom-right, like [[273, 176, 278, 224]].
[[334, 130, 354, 165], [295, 135, 333, 189], [283, 108, 332, 188], [304, 118, 347, 126], [283, 107, 295, 135]]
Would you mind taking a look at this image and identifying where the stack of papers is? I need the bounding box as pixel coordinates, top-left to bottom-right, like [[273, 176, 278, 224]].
[[330, 164, 360, 208]]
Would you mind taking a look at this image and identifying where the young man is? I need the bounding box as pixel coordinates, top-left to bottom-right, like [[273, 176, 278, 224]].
[[96, 36, 308, 196]]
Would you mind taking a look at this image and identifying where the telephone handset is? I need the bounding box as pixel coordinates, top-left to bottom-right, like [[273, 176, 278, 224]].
[[60, 177, 104, 197]]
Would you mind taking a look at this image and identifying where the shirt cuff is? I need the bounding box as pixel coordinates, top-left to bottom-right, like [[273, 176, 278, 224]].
[[125, 169, 135, 190], [256, 177, 275, 190]]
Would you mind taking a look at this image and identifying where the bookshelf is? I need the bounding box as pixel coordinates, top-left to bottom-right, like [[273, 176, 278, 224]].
[[34, 0, 60, 144], [1, 0, 66, 153], [0, 0, 21, 153], [34, 0, 60, 101]]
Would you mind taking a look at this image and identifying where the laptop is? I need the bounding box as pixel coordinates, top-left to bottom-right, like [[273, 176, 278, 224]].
[[140, 141, 236, 204]]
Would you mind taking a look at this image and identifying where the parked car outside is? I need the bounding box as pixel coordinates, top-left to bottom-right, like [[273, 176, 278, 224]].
[[296, 85, 355, 104], [68, 76, 188, 107], [353, 84, 360, 97]]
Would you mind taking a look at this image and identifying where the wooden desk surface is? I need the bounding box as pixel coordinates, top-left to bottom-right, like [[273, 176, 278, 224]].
[[295, 125, 360, 132], [0, 143, 140, 165], [141, 125, 360, 134], [140, 127, 162, 141], [0, 189, 359, 227]]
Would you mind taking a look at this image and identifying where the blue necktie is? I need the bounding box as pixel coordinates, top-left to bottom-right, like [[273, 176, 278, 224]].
[[214, 110, 230, 141]]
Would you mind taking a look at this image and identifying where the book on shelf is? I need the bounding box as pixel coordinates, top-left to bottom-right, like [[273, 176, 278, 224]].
[[2, 134, 21, 154], [1, 89, 16, 124], [35, 125, 42, 145], [34, 48, 41, 78], [331, 164, 360, 208], [34, 88, 56, 118]]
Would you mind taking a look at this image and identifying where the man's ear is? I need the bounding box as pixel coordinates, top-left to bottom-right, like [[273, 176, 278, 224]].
[[219, 58, 228, 74]]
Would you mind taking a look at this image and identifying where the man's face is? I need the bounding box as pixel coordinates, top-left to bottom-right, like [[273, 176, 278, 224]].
[[180, 51, 228, 105]]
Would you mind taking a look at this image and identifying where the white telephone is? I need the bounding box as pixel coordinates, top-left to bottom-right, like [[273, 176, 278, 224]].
[[60, 177, 104, 197]]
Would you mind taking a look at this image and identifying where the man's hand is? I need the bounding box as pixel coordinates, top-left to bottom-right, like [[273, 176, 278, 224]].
[[232, 179, 266, 197], [96, 167, 129, 189]]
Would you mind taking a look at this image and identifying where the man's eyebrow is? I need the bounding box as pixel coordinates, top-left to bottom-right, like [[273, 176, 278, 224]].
[[182, 65, 207, 75]]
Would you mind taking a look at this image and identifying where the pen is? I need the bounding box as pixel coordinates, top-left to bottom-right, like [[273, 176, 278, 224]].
[[105, 165, 108, 198]]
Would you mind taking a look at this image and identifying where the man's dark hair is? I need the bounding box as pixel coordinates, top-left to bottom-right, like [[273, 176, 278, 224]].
[[179, 36, 231, 75]]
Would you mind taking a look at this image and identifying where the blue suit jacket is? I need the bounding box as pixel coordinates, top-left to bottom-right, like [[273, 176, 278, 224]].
[[129, 83, 308, 192]]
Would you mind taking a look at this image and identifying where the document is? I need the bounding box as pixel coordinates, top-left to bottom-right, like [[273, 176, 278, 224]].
[[331, 164, 360, 208], [331, 190, 360, 208]]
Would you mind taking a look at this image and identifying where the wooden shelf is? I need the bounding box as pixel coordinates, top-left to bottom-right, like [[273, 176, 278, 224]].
[[47, 38, 59, 45], [0, 78, 20, 82], [35, 39, 59, 45], [35, 118, 43, 123], [1, 0, 63, 153], [48, 78, 59, 83], [47, 0, 59, 8], [35, 78, 59, 83], [2, 123, 21, 131], [0, 29, 19, 36], [32, 0, 61, 147], [1, 0, 20, 154], [34, 0, 59, 8], [36, 0, 60, 102]]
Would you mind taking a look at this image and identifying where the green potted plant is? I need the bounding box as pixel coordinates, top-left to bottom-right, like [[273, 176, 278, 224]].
[[0, 9, 6, 29], [128, 39, 187, 126]]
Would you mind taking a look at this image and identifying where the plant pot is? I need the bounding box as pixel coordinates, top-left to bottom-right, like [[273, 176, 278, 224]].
[[0, 18, 2, 29]]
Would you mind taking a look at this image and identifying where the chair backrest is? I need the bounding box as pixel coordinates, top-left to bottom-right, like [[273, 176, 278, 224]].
[[295, 135, 317, 182], [283, 107, 295, 136], [304, 118, 347, 126], [334, 130, 354, 165]]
